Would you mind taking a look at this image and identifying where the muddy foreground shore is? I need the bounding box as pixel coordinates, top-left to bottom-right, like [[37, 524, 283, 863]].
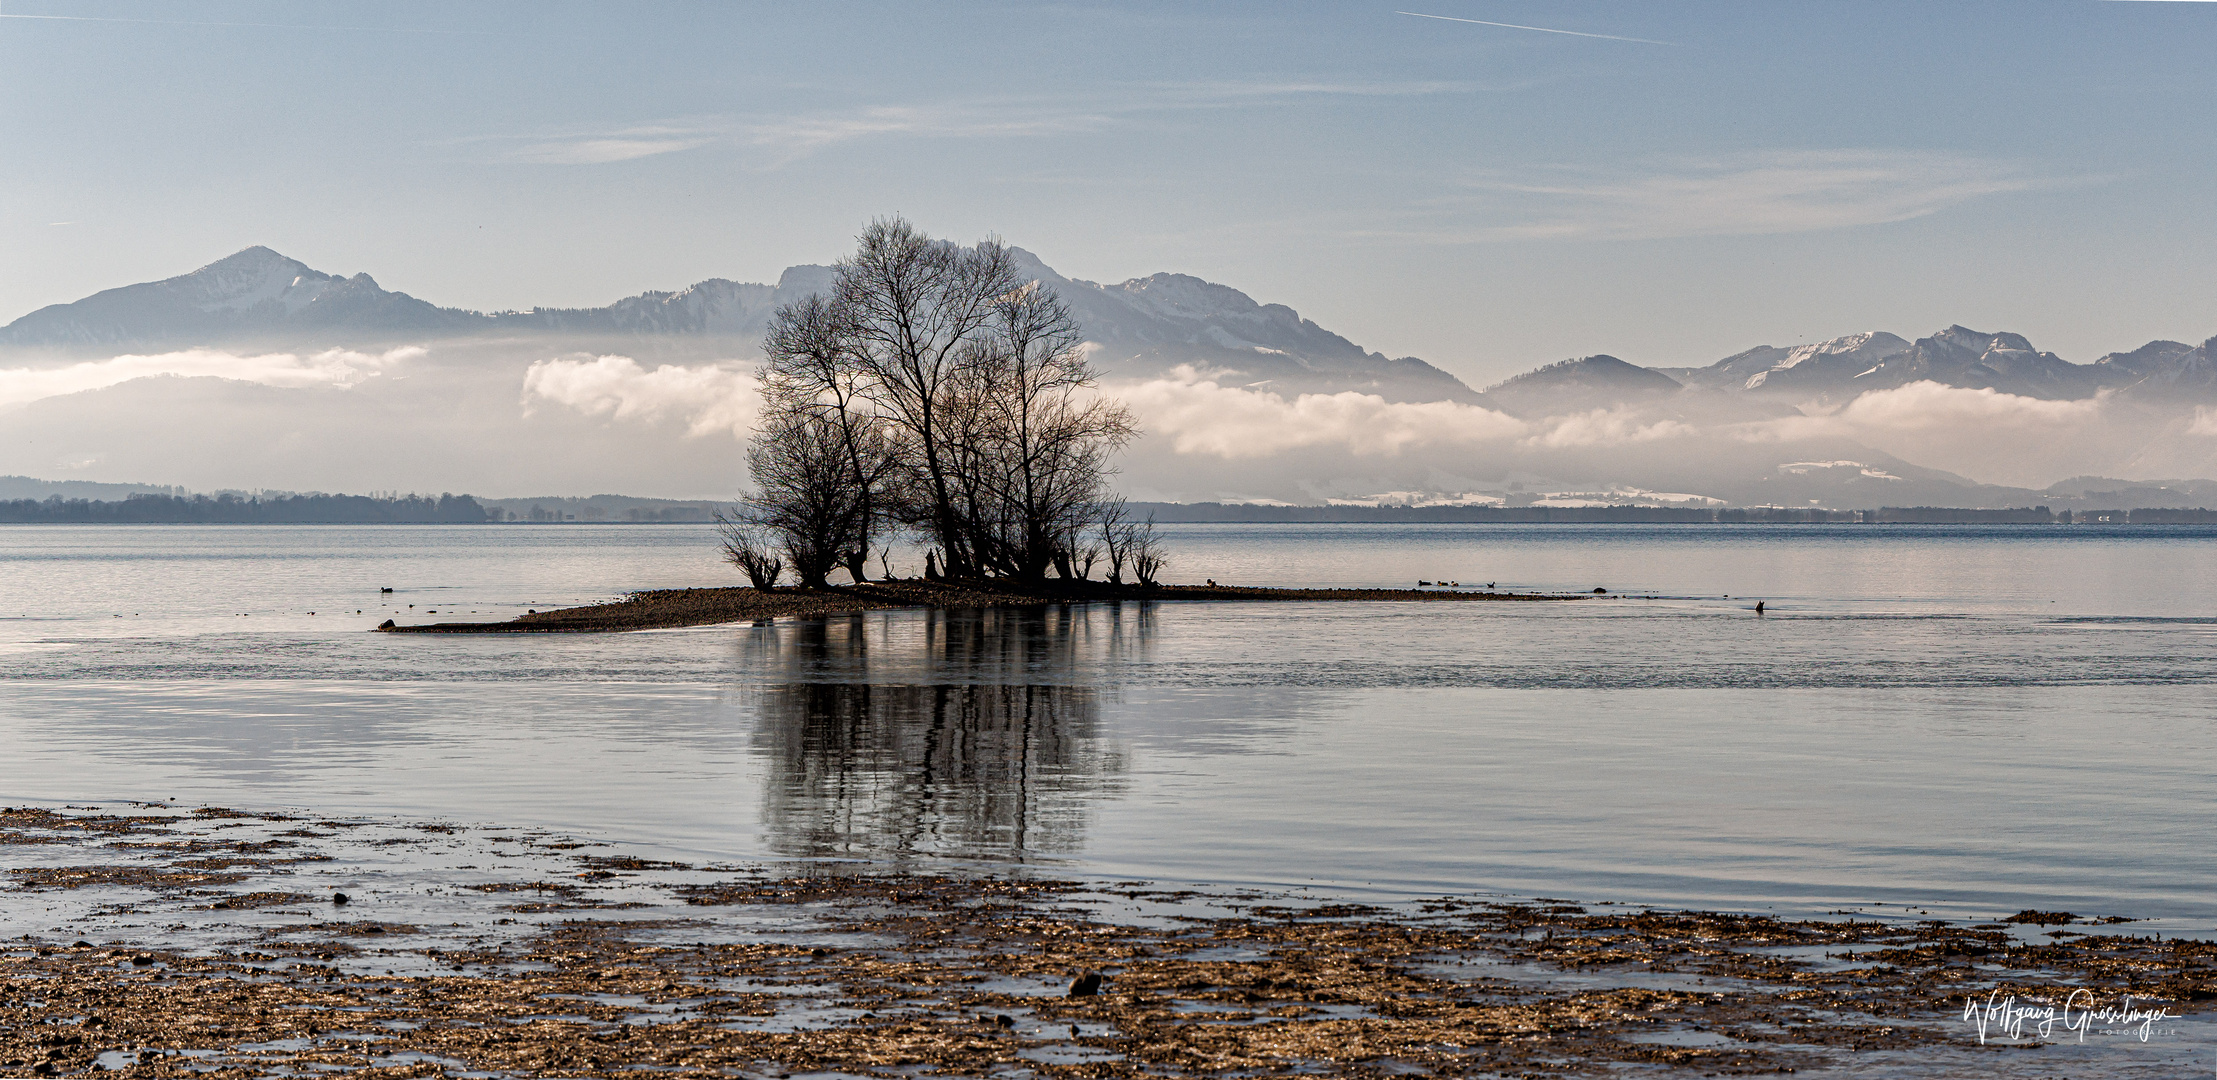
[[2, 804, 2210, 1078], [376, 580, 1583, 634]]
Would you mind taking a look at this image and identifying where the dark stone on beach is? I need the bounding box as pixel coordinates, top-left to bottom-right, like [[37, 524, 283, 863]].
[[994, 1014, 1015, 1029], [1592, 587, 1607, 594], [1068, 970, 1102, 997], [331, 892, 349, 905], [130, 953, 155, 966], [377, 620, 395, 630]]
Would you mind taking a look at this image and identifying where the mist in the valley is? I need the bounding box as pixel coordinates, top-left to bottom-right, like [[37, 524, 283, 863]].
[[7, 334, 2216, 506]]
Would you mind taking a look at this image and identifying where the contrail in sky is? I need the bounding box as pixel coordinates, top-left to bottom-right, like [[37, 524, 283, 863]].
[[1397, 10, 1677, 46], [0, 2, 488, 34]]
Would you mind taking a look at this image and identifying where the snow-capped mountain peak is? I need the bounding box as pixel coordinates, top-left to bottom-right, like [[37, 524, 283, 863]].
[[1111, 273, 1264, 323], [1674, 331, 1912, 394], [179, 246, 335, 314]]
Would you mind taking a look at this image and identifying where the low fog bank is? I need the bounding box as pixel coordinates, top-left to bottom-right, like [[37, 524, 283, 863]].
[[6, 337, 2217, 510], [1111, 369, 2217, 509], [0, 338, 757, 500]]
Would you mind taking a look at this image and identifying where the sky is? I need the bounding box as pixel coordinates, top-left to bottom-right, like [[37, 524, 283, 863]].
[[4, 0, 2216, 388]]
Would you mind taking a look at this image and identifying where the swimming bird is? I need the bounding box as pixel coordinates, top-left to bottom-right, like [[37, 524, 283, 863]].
[[1755, 601, 1765, 614]]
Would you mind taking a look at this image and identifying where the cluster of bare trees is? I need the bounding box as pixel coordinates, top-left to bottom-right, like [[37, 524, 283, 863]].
[[719, 217, 1165, 589]]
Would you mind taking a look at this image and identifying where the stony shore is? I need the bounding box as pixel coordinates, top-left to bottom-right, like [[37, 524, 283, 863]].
[[2, 804, 2210, 1078], [377, 580, 1581, 634]]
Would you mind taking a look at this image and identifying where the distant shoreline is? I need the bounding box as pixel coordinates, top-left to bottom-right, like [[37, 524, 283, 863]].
[[12, 499, 2217, 525], [377, 580, 1582, 634]]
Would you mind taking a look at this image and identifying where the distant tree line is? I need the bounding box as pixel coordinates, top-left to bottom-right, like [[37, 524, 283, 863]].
[[720, 217, 1164, 589], [488, 503, 719, 523], [0, 492, 491, 524], [1122, 503, 2217, 525]]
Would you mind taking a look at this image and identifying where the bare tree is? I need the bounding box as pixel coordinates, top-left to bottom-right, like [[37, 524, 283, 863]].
[[740, 216, 1162, 588], [830, 218, 1016, 578], [1128, 514, 1167, 586], [973, 281, 1137, 580], [1066, 533, 1103, 581], [1098, 496, 1133, 585], [761, 293, 898, 582], [716, 510, 784, 590], [743, 403, 876, 589]]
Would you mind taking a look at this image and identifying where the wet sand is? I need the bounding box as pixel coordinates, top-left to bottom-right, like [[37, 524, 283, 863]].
[[377, 581, 1582, 634], [3, 804, 2209, 1077]]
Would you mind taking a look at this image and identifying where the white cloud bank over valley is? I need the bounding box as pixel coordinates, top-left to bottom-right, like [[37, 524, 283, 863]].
[[0, 346, 420, 410]]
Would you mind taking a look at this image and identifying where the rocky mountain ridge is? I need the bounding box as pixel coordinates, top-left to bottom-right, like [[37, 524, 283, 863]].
[[1657, 326, 2217, 405]]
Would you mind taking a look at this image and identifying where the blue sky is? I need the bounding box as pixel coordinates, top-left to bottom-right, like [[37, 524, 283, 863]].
[[4, 0, 2214, 383]]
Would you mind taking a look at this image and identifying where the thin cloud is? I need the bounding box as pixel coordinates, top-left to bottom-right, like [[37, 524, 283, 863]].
[[507, 136, 717, 165], [1140, 78, 1487, 99], [470, 79, 1497, 168], [1375, 150, 2077, 243], [449, 122, 726, 166], [740, 104, 1115, 161], [471, 102, 1113, 168], [1397, 10, 1676, 46], [0, 346, 419, 410]]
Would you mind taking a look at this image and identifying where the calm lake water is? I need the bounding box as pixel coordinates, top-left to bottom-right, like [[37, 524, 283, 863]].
[[3, 522, 2214, 931]]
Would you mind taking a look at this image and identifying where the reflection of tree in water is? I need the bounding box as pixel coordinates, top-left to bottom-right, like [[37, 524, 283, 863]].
[[747, 606, 1141, 861]]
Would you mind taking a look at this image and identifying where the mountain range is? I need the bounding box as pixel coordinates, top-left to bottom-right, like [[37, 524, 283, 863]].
[[1479, 327, 2217, 414], [0, 246, 1473, 403], [10, 246, 2213, 411], [6, 245, 2216, 508], [1655, 326, 2217, 405]]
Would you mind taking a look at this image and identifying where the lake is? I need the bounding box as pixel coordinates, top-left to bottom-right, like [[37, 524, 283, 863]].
[[3, 522, 2213, 933]]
